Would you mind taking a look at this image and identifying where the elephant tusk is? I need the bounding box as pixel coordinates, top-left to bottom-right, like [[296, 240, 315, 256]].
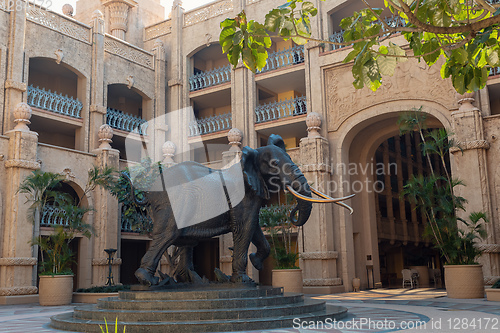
[[286, 185, 355, 214], [310, 186, 354, 215]]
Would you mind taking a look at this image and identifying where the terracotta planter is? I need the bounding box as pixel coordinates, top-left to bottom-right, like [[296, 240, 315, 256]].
[[272, 269, 303, 293], [72, 292, 119, 304], [39, 275, 73, 306], [485, 287, 500, 301], [352, 278, 361, 292], [444, 265, 484, 299]]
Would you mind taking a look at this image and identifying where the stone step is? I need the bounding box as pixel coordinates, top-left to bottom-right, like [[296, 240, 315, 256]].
[[97, 293, 304, 310], [119, 286, 283, 301], [50, 304, 348, 333], [74, 298, 325, 322]]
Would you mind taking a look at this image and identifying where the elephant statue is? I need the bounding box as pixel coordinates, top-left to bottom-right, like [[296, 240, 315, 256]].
[[125, 134, 353, 286]]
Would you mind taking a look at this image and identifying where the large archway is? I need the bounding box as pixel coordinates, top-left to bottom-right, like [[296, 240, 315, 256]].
[[335, 104, 452, 289]]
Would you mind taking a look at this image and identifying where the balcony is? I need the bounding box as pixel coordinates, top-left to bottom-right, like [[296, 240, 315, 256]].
[[27, 85, 83, 118], [106, 107, 148, 135], [255, 96, 307, 124], [329, 15, 406, 51], [188, 113, 232, 137], [189, 64, 232, 92], [41, 206, 70, 227], [121, 213, 152, 233], [490, 67, 500, 76], [258, 45, 305, 74]]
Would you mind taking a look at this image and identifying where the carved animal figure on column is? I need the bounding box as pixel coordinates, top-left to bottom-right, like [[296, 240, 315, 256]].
[[124, 134, 353, 286]]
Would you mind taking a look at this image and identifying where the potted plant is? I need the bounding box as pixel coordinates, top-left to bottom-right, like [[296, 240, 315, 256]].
[[19, 167, 114, 305], [259, 203, 302, 293], [399, 110, 487, 299]]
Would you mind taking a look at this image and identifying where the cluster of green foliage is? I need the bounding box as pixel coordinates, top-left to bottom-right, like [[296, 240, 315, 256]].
[[108, 158, 162, 234], [19, 167, 114, 275], [259, 203, 299, 269], [220, 0, 500, 93], [492, 279, 500, 288], [76, 285, 131, 293], [399, 110, 487, 265], [100, 317, 126, 333]]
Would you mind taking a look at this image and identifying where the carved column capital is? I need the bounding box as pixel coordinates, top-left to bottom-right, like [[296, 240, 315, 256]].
[[450, 140, 490, 153], [102, 0, 137, 40]]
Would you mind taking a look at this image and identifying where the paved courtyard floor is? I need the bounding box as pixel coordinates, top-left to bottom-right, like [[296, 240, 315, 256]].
[[1, 288, 500, 332]]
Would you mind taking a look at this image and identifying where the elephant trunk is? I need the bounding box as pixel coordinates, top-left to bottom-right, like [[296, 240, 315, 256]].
[[288, 167, 312, 227]]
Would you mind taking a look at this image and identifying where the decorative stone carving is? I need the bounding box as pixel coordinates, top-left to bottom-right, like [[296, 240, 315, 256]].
[[303, 278, 342, 286], [92, 258, 123, 266], [301, 251, 338, 260], [228, 128, 243, 152], [152, 39, 166, 61], [62, 4, 74, 16], [173, 0, 182, 9], [13, 102, 32, 131], [0, 286, 38, 296], [98, 124, 114, 149], [205, 33, 212, 47], [102, 0, 137, 40], [325, 60, 456, 131], [306, 112, 321, 138], [183, 0, 233, 27], [475, 244, 500, 253], [62, 168, 76, 180], [5, 160, 41, 170], [162, 141, 176, 164], [126, 75, 134, 89], [4, 80, 27, 92], [145, 21, 172, 41], [0, 257, 37, 266], [104, 36, 154, 70], [54, 49, 64, 64], [456, 91, 475, 108], [90, 105, 107, 114], [450, 139, 490, 153], [92, 9, 104, 20], [26, 6, 91, 44], [484, 275, 500, 285]]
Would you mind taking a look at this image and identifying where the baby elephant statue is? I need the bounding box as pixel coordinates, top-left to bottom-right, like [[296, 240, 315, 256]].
[[125, 134, 353, 286]]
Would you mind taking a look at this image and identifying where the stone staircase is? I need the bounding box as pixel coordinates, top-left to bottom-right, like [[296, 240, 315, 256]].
[[50, 286, 347, 332]]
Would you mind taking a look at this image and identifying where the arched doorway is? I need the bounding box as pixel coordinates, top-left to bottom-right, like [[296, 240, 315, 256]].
[[337, 105, 451, 289]]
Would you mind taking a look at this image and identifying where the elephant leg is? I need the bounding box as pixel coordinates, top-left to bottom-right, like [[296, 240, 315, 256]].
[[136, 221, 179, 286], [173, 246, 203, 283], [249, 227, 271, 271], [230, 221, 257, 283]]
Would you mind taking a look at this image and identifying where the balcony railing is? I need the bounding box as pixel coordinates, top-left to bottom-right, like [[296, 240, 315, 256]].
[[106, 107, 148, 135], [41, 206, 70, 227], [189, 65, 232, 91], [258, 45, 305, 74], [255, 96, 307, 124], [121, 213, 152, 233], [27, 85, 83, 118], [188, 113, 232, 136], [329, 15, 406, 51], [490, 67, 500, 76]]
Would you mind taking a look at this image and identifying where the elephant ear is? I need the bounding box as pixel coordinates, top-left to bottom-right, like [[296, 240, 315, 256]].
[[241, 146, 269, 199], [267, 134, 286, 152]]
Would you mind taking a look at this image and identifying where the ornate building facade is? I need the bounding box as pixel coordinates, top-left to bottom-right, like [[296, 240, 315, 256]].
[[0, 0, 499, 303]]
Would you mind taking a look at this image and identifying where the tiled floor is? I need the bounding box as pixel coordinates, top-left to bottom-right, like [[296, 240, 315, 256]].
[[1, 288, 500, 332]]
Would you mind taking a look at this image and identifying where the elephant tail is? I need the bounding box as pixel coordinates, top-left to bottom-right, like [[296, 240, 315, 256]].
[[122, 172, 148, 206]]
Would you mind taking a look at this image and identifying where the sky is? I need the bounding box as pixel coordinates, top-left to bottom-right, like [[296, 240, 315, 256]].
[[50, 0, 214, 16]]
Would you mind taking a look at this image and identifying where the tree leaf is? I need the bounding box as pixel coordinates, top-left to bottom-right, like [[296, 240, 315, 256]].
[[377, 54, 397, 76]]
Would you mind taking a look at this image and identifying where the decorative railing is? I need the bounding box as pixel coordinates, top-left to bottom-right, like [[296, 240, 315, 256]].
[[258, 45, 305, 74], [255, 96, 307, 124], [189, 65, 232, 91], [27, 85, 83, 118], [144, 19, 172, 41], [329, 15, 406, 51], [104, 35, 154, 70], [184, 0, 233, 27], [188, 113, 232, 136], [106, 107, 148, 135], [489, 67, 500, 76], [41, 206, 70, 227], [121, 213, 152, 233], [26, 6, 91, 44]]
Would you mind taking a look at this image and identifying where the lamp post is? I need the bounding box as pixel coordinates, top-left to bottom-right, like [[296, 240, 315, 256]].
[[104, 248, 117, 286]]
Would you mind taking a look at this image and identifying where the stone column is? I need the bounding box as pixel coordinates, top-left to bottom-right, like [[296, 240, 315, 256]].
[[218, 129, 243, 276], [3, 6, 27, 134], [450, 92, 497, 283], [231, 64, 256, 148], [152, 40, 168, 162], [91, 125, 121, 286], [0, 103, 40, 302], [159, 141, 176, 274], [102, 0, 137, 40], [298, 113, 343, 293], [89, 11, 107, 151]]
